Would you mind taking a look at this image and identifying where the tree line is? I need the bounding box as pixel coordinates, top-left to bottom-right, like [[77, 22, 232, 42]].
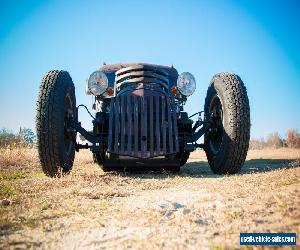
[[250, 129, 300, 149], [1, 127, 299, 149], [0, 128, 36, 148]]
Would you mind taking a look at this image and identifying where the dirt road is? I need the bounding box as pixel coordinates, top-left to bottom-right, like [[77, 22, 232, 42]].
[[0, 148, 299, 249]]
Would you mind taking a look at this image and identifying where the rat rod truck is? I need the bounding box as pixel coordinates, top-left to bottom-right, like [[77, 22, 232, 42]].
[[36, 63, 250, 177]]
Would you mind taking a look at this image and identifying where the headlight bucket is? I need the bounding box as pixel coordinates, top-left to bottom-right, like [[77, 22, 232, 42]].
[[177, 72, 196, 96], [86, 70, 108, 96]]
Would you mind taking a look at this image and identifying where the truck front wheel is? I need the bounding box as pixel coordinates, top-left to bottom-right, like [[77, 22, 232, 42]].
[[36, 70, 76, 177], [204, 72, 250, 174]]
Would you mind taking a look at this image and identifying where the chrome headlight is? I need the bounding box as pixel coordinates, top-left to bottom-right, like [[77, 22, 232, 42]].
[[177, 72, 196, 96], [86, 70, 108, 96]]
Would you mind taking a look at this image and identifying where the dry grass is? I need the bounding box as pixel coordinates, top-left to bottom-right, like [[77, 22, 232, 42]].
[[0, 147, 299, 249], [0, 146, 39, 171]]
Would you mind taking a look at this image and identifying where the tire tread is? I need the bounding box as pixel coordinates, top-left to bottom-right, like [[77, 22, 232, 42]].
[[204, 72, 250, 174]]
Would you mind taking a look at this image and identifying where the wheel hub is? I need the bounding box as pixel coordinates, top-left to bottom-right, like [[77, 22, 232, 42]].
[[208, 95, 224, 154], [64, 94, 74, 156]]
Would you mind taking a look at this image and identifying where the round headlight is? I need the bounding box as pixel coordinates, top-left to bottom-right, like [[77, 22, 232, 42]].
[[177, 72, 196, 96], [87, 70, 108, 96]]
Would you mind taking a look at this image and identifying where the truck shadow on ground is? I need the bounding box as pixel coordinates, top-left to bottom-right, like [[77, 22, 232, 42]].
[[185, 159, 299, 176], [120, 159, 299, 179]]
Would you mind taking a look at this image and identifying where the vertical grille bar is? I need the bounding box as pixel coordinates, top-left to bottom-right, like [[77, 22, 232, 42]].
[[120, 95, 125, 153], [167, 98, 174, 153], [127, 95, 132, 154], [145, 96, 148, 156], [108, 99, 114, 152], [149, 96, 154, 157], [141, 96, 147, 157], [172, 101, 179, 152], [114, 96, 119, 153], [134, 96, 139, 153], [155, 96, 160, 154], [161, 96, 167, 153]]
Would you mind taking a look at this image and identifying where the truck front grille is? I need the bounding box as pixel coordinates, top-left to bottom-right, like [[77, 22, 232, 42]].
[[107, 91, 179, 158]]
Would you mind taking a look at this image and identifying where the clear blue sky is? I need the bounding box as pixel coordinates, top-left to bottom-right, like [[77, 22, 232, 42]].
[[0, 0, 299, 138]]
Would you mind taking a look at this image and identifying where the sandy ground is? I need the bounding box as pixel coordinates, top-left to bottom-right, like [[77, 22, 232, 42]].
[[0, 148, 300, 249]]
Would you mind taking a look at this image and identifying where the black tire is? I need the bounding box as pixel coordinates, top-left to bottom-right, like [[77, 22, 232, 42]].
[[36, 70, 76, 177], [92, 116, 108, 171], [101, 153, 120, 172], [93, 152, 104, 164], [176, 151, 190, 166], [94, 152, 112, 172], [93, 152, 106, 166], [204, 72, 250, 174], [164, 153, 185, 172], [164, 149, 190, 172]]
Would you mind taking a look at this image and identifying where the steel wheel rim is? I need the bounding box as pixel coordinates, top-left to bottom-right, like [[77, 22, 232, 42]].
[[208, 94, 224, 154], [64, 93, 74, 156]]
